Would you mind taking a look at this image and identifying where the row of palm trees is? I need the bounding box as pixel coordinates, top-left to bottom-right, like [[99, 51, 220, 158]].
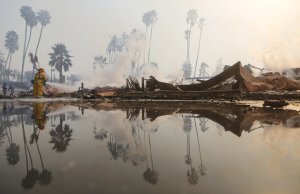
[[93, 10, 158, 77], [0, 6, 51, 82], [1, 5, 74, 84], [19, 6, 51, 81], [182, 9, 206, 79]]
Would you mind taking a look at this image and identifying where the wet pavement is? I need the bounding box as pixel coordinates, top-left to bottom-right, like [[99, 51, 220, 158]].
[[0, 100, 300, 194]]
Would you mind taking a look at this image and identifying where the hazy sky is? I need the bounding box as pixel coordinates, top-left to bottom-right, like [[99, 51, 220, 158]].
[[1, 0, 300, 80]]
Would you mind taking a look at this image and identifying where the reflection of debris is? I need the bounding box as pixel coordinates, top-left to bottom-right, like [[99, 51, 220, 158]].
[[51, 101, 300, 137]]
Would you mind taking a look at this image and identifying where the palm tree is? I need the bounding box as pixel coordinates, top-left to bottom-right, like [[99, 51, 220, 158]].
[[182, 61, 192, 79], [49, 43, 73, 83], [143, 10, 157, 63], [186, 9, 198, 64], [193, 18, 205, 80], [184, 30, 190, 63], [0, 50, 5, 81], [4, 30, 19, 81], [106, 35, 117, 62], [20, 6, 37, 81], [93, 55, 106, 70], [142, 12, 151, 64], [32, 10, 51, 77], [35, 10, 51, 56]]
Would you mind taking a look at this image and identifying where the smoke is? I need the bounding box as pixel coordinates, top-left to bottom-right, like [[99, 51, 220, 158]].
[[76, 30, 161, 89], [260, 31, 300, 72], [46, 82, 77, 93]]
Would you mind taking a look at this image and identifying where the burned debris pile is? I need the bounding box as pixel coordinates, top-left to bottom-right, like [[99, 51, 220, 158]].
[[130, 61, 300, 100], [3, 61, 300, 100]]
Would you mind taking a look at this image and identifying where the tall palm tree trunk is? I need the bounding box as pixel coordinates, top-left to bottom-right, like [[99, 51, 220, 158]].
[[187, 24, 192, 64], [143, 129, 149, 168], [186, 37, 189, 62], [193, 27, 203, 80], [32, 26, 43, 77], [35, 25, 44, 56], [21, 115, 33, 171], [59, 62, 63, 83], [147, 25, 153, 63], [143, 26, 148, 65], [7, 53, 12, 81], [22, 27, 34, 80], [21, 23, 28, 82], [194, 117, 205, 175], [147, 132, 154, 169], [4, 52, 10, 80], [25, 27, 33, 56], [33, 125, 45, 170]]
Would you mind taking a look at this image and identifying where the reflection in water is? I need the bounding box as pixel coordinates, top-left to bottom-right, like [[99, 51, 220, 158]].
[[0, 101, 300, 193], [0, 102, 53, 190], [49, 114, 73, 153], [2, 103, 20, 166], [183, 116, 192, 165], [194, 118, 206, 176], [143, 129, 159, 185]]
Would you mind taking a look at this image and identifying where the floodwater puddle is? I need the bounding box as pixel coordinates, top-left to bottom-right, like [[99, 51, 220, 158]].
[[0, 100, 300, 194]]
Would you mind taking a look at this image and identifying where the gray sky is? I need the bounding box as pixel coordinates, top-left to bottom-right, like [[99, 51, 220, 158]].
[[1, 0, 299, 80]]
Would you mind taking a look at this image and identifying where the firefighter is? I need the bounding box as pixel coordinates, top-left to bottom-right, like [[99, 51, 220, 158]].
[[2, 82, 7, 96], [33, 68, 47, 98], [8, 82, 15, 97]]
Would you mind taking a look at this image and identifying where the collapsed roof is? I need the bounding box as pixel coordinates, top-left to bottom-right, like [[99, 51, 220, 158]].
[[148, 61, 300, 92]]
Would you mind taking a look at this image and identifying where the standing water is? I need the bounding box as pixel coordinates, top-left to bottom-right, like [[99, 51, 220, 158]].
[[0, 100, 299, 194]]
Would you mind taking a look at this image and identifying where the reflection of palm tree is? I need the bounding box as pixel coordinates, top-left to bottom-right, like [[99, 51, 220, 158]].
[[187, 166, 199, 185], [194, 118, 206, 176], [107, 134, 118, 160], [5, 120, 20, 165], [93, 122, 108, 141], [35, 128, 52, 185], [6, 143, 20, 165], [39, 169, 52, 185], [31, 121, 53, 185], [199, 117, 209, 132], [21, 114, 39, 189], [107, 133, 129, 162], [143, 167, 159, 185], [183, 116, 192, 164], [21, 168, 39, 189], [49, 115, 73, 152], [142, 129, 159, 185]]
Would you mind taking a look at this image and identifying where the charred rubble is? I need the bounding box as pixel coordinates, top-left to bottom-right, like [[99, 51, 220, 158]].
[[4, 61, 300, 101]]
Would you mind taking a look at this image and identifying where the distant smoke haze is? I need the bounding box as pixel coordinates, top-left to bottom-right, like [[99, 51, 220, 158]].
[[76, 30, 163, 89], [260, 31, 300, 73]]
